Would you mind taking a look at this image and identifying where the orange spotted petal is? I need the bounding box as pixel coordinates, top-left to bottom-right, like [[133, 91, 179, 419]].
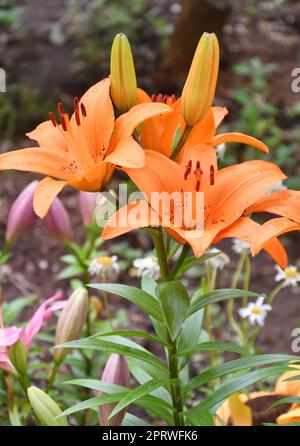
[[0, 147, 74, 180]]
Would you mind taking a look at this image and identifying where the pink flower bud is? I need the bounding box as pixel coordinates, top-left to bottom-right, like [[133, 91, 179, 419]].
[[99, 354, 130, 426], [5, 181, 38, 242], [44, 197, 71, 241], [54, 288, 88, 364], [79, 191, 98, 226]]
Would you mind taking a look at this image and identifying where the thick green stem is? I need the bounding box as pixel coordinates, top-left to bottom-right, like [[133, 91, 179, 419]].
[[171, 126, 192, 161], [151, 228, 170, 281], [46, 362, 59, 393], [152, 229, 184, 425], [167, 339, 185, 426]]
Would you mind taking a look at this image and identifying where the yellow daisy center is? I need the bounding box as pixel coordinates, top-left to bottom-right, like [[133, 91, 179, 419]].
[[96, 256, 114, 266], [285, 267, 298, 278], [251, 307, 261, 315]]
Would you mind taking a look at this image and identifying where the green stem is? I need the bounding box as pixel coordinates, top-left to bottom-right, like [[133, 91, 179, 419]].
[[151, 228, 170, 281], [241, 255, 251, 343], [171, 126, 193, 161], [152, 229, 184, 425], [268, 282, 285, 305], [206, 267, 218, 366], [226, 252, 247, 338], [167, 339, 185, 426], [169, 245, 190, 279], [46, 362, 59, 393]]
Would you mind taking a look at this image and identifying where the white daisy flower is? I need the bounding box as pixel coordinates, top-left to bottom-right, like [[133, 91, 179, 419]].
[[238, 296, 272, 326], [215, 143, 226, 161], [274, 265, 300, 287], [206, 248, 230, 270], [133, 256, 160, 280], [88, 255, 119, 277], [232, 239, 251, 254]]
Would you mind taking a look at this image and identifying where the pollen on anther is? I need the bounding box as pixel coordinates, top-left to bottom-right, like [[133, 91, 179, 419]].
[[60, 113, 67, 132], [184, 160, 192, 180], [57, 102, 64, 115], [74, 97, 81, 126]]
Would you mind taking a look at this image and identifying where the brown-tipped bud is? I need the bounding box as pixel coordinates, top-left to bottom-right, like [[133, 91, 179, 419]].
[[110, 33, 137, 112], [98, 354, 130, 426], [54, 288, 88, 364], [182, 32, 219, 126]]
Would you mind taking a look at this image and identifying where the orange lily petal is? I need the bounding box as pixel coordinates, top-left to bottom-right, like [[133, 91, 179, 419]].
[[102, 200, 160, 240], [70, 162, 111, 192], [0, 147, 74, 180], [137, 89, 167, 153], [75, 77, 114, 161], [108, 102, 172, 153], [185, 108, 217, 150], [212, 132, 269, 153], [205, 160, 286, 233], [246, 190, 300, 224], [277, 407, 300, 425], [214, 217, 288, 269], [251, 217, 300, 256], [33, 177, 67, 218], [170, 226, 220, 258], [213, 106, 228, 128], [105, 136, 145, 168], [160, 98, 185, 157], [26, 120, 67, 152]]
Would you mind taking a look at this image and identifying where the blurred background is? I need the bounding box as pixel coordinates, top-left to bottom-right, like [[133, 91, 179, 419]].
[[0, 0, 300, 353]]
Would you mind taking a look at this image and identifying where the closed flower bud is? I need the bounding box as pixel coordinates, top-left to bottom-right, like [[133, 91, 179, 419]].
[[6, 181, 37, 242], [54, 288, 88, 364], [44, 197, 71, 242], [182, 32, 219, 126], [8, 340, 28, 377], [79, 191, 98, 226], [99, 354, 130, 426], [110, 33, 137, 112], [27, 386, 68, 426]]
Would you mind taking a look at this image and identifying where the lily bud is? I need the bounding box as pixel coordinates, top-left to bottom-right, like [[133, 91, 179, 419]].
[[54, 288, 88, 364], [27, 386, 68, 426], [8, 340, 27, 377], [79, 191, 98, 226], [6, 181, 37, 242], [110, 33, 137, 112], [182, 32, 219, 126], [44, 197, 71, 242], [99, 354, 130, 426]]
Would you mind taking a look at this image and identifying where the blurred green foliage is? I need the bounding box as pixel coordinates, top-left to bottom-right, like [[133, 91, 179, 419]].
[[222, 57, 300, 189]]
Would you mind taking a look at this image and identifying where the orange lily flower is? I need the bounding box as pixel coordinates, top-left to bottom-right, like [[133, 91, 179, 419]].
[[101, 147, 286, 262], [0, 78, 171, 217], [137, 90, 268, 159], [214, 189, 300, 268]]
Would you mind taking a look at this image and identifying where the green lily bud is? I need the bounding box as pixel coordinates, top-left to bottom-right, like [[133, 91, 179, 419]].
[[54, 288, 88, 364], [8, 340, 28, 377], [182, 32, 219, 126], [110, 33, 137, 112], [27, 386, 68, 426]]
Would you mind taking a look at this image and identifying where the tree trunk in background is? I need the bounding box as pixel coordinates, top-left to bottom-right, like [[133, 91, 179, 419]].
[[154, 0, 231, 93]]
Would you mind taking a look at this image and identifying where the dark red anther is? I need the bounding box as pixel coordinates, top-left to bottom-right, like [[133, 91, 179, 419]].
[[49, 111, 57, 127], [60, 113, 67, 131], [74, 97, 80, 126], [81, 102, 87, 117], [184, 160, 192, 180], [151, 94, 156, 102], [194, 160, 203, 179], [196, 180, 201, 192], [210, 165, 215, 185], [57, 102, 64, 115]]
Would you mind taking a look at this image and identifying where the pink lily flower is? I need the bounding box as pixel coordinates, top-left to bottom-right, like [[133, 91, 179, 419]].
[[0, 291, 66, 373]]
